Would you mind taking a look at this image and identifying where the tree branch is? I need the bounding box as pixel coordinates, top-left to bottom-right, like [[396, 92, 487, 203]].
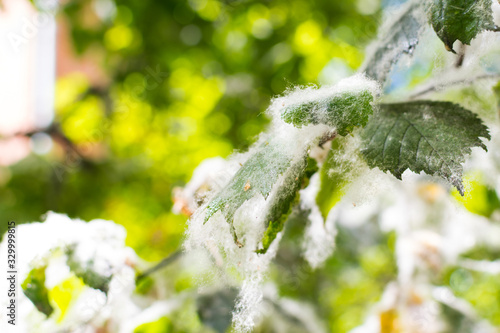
[[136, 250, 183, 282], [409, 73, 500, 100]]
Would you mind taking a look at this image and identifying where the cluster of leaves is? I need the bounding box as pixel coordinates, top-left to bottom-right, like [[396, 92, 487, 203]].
[[203, 0, 495, 250]]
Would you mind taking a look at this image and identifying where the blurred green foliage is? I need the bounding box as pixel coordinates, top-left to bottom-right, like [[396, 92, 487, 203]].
[[270, 211, 396, 332], [443, 267, 500, 326]]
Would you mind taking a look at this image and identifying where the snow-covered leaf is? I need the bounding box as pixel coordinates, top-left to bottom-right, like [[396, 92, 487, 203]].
[[22, 266, 54, 317], [66, 245, 112, 294], [362, 1, 423, 84], [281, 89, 375, 136], [360, 101, 490, 195], [204, 140, 300, 245], [257, 157, 317, 254], [429, 0, 499, 52]]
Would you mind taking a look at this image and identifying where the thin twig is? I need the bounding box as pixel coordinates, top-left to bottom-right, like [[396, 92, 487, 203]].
[[454, 43, 466, 68], [409, 73, 500, 99], [136, 250, 183, 282], [0, 123, 85, 160]]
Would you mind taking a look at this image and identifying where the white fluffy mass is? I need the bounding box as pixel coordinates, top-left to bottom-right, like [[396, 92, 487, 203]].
[[184, 74, 379, 332], [299, 173, 338, 269], [0, 212, 139, 333]]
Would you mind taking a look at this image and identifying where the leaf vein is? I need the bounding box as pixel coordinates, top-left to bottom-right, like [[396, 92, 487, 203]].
[[403, 119, 454, 175], [397, 123, 412, 169], [381, 120, 400, 162]]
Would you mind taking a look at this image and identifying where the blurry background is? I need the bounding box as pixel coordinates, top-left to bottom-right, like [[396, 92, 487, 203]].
[[0, 0, 381, 260]]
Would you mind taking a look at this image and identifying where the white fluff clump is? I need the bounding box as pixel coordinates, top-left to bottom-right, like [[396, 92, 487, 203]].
[[172, 157, 234, 216], [300, 173, 337, 269], [0, 212, 139, 333], [267, 73, 380, 126]]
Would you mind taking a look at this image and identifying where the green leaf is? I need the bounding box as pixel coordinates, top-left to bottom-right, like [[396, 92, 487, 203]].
[[22, 266, 54, 317], [204, 140, 297, 245], [362, 1, 423, 84], [281, 89, 375, 136], [316, 138, 360, 220], [257, 157, 317, 254], [360, 101, 490, 195], [429, 0, 499, 52], [204, 138, 316, 249], [66, 245, 112, 294]]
